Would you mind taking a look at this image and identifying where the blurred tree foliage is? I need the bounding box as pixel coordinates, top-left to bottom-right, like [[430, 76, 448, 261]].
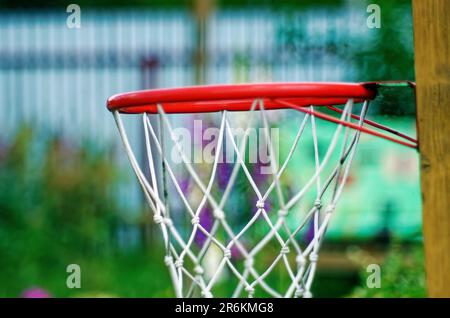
[[351, 0, 414, 80], [349, 0, 415, 116], [349, 243, 426, 297], [0, 126, 129, 296], [0, 126, 120, 255]]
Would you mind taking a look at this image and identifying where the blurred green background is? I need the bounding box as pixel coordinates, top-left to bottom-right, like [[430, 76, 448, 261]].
[[0, 0, 424, 297]]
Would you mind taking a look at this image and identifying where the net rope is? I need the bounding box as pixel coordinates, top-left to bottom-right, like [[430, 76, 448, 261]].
[[113, 97, 368, 298]]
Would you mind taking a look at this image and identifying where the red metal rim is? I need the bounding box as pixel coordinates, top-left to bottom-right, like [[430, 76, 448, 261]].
[[107, 81, 418, 149], [107, 82, 377, 113]]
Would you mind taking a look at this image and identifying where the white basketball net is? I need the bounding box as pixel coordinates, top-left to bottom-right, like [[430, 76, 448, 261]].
[[113, 97, 368, 298]]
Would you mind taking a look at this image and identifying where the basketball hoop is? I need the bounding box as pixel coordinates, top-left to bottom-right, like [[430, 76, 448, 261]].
[[107, 82, 417, 298]]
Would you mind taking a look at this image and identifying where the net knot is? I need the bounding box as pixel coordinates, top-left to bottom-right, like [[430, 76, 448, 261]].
[[294, 288, 304, 298], [164, 218, 173, 227], [194, 266, 204, 275], [256, 199, 265, 209], [303, 291, 313, 298], [164, 256, 174, 266], [153, 215, 163, 224], [213, 209, 225, 220], [314, 199, 322, 209], [201, 290, 213, 298], [174, 259, 184, 268], [223, 249, 232, 259], [245, 285, 255, 296], [191, 216, 200, 225], [296, 255, 306, 266], [309, 253, 318, 263], [325, 204, 336, 214], [280, 246, 290, 254], [278, 209, 288, 218]]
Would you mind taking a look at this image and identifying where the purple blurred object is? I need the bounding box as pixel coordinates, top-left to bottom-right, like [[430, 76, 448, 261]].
[[194, 207, 214, 247], [305, 219, 315, 243], [179, 178, 190, 194], [230, 244, 244, 259], [252, 160, 269, 185], [21, 287, 51, 298], [217, 162, 233, 189]]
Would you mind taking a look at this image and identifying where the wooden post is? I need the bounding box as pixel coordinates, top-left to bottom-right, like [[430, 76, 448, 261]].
[[412, 0, 450, 297]]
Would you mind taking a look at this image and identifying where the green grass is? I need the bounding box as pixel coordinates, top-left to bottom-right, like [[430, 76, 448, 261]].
[[0, 242, 425, 298], [0, 249, 174, 298]]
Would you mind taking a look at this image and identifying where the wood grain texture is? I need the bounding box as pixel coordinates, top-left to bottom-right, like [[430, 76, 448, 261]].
[[412, 0, 450, 297]]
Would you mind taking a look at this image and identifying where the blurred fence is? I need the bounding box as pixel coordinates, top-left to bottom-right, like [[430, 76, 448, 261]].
[[0, 8, 373, 137]]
